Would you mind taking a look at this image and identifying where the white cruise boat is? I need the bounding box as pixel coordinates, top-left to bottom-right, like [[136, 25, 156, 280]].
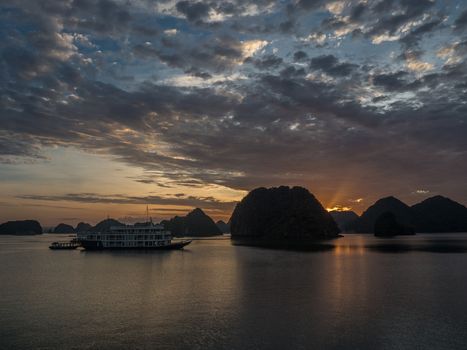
[[77, 222, 191, 250]]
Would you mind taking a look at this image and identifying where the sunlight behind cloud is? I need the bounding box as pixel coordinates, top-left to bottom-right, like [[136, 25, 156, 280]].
[[406, 55, 434, 72], [241, 40, 268, 58], [326, 205, 352, 212]]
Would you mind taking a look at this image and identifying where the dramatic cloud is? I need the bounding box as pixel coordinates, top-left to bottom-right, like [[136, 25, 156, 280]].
[[1, 0, 467, 222]]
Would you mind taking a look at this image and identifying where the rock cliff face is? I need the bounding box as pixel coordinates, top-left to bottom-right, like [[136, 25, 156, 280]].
[[374, 212, 415, 236], [0, 220, 43, 235], [351, 197, 413, 233], [162, 208, 222, 237], [329, 210, 359, 231], [75, 222, 92, 232], [411, 196, 467, 233], [54, 223, 75, 233], [230, 186, 340, 244]]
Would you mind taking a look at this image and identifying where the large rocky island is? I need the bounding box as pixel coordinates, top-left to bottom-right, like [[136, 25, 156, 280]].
[[230, 186, 340, 248], [0, 220, 43, 235]]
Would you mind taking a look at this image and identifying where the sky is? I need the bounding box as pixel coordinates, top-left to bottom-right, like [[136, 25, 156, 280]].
[[1, 0, 467, 226]]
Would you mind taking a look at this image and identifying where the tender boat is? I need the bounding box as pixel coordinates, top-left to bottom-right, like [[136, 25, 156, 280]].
[[49, 241, 80, 250], [77, 222, 191, 251]]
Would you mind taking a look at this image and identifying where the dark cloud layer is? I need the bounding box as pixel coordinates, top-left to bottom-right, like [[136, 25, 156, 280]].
[[454, 9, 467, 31], [1, 0, 467, 211], [18, 193, 237, 211], [310, 54, 358, 77]]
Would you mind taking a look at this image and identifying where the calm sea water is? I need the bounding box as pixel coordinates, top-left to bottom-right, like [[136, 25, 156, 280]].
[[2, 233, 467, 350]]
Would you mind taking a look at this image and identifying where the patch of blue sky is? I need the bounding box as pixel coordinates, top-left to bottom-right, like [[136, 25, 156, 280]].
[[91, 37, 122, 53], [156, 14, 192, 33], [0, 13, 37, 36], [296, 9, 332, 36], [337, 35, 401, 65]]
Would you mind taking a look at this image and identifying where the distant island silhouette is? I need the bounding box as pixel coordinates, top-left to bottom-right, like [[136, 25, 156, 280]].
[[1, 190, 467, 237], [329, 210, 359, 231], [50, 220, 121, 234], [53, 223, 75, 234], [411, 196, 467, 233], [374, 212, 415, 236], [161, 208, 222, 237], [351, 196, 413, 233], [347, 195, 467, 234], [0, 220, 43, 235], [76, 222, 92, 232], [216, 220, 230, 233], [91, 218, 125, 232]]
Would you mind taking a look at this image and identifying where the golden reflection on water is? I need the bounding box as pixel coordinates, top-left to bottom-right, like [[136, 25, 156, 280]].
[[328, 235, 370, 327], [333, 236, 366, 256]]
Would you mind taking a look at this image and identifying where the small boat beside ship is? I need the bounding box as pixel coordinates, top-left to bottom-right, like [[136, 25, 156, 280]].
[[77, 222, 191, 251], [49, 241, 80, 250]]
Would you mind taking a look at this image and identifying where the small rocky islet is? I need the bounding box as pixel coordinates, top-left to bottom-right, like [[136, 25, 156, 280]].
[[0, 220, 43, 235]]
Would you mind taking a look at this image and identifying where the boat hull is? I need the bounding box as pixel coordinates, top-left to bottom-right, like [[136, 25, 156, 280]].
[[49, 246, 79, 250], [80, 239, 192, 251]]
